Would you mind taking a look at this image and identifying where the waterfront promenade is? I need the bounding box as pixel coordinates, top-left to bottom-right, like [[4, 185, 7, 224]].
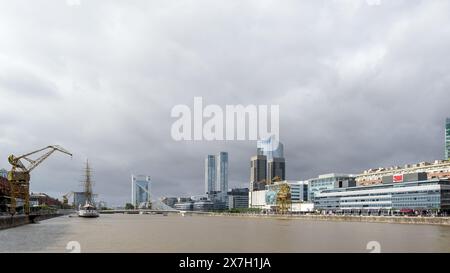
[[209, 213, 450, 226]]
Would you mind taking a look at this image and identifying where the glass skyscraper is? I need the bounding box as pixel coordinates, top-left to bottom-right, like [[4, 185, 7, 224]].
[[205, 152, 228, 202], [216, 152, 229, 195], [131, 175, 151, 208], [446, 118, 450, 160], [204, 155, 216, 194], [250, 155, 267, 191], [256, 135, 286, 184], [257, 135, 284, 161]]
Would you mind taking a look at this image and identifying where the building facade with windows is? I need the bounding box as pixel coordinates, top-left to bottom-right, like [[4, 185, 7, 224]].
[[257, 136, 286, 184], [205, 155, 216, 195], [308, 173, 356, 202], [268, 157, 286, 182], [314, 178, 450, 214], [290, 181, 309, 203], [205, 152, 228, 202], [216, 152, 229, 198], [250, 155, 267, 191], [228, 188, 249, 209], [356, 160, 450, 186], [174, 201, 194, 211]]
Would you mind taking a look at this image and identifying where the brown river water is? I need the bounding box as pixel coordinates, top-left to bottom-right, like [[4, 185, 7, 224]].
[[1, 213, 450, 253]]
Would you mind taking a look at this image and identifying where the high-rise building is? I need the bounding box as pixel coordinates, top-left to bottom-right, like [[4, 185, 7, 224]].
[[205, 152, 228, 203], [131, 175, 151, 209], [205, 155, 216, 194], [257, 135, 284, 161], [446, 118, 450, 160], [268, 157, 286, 182], [250, 155, 267, 191], [256, 136, 286, 184], [216, 152, 228, 194]]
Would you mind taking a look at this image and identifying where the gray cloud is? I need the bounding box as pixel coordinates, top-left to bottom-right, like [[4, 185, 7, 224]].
[[0, 0, 449, 206]]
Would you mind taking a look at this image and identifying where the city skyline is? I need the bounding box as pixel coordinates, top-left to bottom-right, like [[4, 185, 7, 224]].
[[1, 1, 450, 206]]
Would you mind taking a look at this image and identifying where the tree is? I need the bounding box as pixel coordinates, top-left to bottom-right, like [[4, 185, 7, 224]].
[[125, 203, 135, 210]]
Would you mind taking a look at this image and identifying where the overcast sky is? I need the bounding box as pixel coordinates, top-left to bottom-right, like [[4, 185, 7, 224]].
[[1, 0, 449, 206]]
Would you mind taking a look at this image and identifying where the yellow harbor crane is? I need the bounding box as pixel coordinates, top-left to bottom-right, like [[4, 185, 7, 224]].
[[7, 145, 72, 215], [276, 183, 291, 214], [62, 191, 74, 207]]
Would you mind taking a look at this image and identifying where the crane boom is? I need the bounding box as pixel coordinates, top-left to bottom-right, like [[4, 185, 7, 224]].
[[8, 145, 72, 172], [7, 145, 72, 215]]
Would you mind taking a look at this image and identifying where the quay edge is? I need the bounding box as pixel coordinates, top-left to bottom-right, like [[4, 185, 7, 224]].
[[0, 214, 63, 231]]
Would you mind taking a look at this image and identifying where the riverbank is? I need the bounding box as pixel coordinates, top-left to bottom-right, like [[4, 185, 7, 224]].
[[0, 213, 63, 230], [208, 213, 450, 226]]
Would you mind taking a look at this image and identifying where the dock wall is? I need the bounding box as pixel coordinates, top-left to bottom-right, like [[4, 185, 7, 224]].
[[0, 214, 62, 230]]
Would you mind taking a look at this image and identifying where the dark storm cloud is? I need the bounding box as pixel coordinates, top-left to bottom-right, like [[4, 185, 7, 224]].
[[0, 0, 449, 206]]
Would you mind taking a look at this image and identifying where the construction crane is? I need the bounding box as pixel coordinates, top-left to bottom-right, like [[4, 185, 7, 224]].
[[62, 191, 74, 207], [7, 145, 72, 215]]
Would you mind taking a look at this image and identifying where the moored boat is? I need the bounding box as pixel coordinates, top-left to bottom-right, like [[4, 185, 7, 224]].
[[78, 202, 99, 218], [77, 159, 100, 218]]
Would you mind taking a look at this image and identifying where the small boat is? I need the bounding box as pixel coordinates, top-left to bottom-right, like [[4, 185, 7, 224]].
[[78, 202, 99, 218]]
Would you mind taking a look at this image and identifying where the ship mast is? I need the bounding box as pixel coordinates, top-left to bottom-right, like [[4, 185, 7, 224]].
[[84, 159, 93, 204]]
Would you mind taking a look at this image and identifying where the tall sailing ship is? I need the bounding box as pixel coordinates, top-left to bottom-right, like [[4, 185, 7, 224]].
[[78, 160, 99, 218]]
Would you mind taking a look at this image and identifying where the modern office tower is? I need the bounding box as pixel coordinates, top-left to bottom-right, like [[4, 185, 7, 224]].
[[446, 118, 450, 160], [205, 152, 228, 204], [131, 175, 151, 208], [205, 152, 228, 194], [205, 155, 216, 194], [268, 157, 286, 182], [257, 135, 284, 161], [250, 155, 267, 191], [257, 135, 286, 183], [216, 152, 229, 195]]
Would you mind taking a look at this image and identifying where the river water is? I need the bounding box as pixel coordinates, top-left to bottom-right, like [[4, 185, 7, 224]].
[[1, 214, 450, 253]]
